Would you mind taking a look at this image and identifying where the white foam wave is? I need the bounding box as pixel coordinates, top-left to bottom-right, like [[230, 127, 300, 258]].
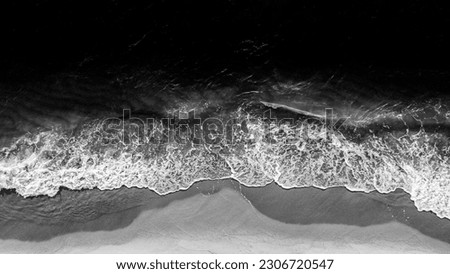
[[1, 110, 450, 219]]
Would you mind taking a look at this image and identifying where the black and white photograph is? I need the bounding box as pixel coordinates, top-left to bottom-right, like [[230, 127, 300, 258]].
[[0, 0, 449, 272]]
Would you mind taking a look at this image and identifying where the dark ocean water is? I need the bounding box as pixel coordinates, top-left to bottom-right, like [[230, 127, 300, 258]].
[[1, 0, 450, 254]]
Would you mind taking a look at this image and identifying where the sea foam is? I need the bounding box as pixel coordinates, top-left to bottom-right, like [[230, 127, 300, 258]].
[[1, 106, 450, 219]]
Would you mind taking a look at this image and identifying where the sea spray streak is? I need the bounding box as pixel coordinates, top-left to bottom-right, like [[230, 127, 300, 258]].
[[1, 106, 450, 220]]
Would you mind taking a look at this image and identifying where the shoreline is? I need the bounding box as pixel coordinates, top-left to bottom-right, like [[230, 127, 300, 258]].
[[1, 179, 450, 253], [0, 178, 448, 221]]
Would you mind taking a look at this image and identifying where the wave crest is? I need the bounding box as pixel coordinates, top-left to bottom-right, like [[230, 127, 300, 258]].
[[1, 107, 450, 220]]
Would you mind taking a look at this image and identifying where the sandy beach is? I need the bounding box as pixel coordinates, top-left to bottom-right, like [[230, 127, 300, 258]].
[[1, 180, 450, 253]]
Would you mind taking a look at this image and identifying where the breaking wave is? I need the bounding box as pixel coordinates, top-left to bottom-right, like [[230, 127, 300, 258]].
[[1, 74, 450, 219]]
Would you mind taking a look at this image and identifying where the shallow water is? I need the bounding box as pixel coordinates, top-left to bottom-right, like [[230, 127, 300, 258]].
[[1, 180, 450, 248]]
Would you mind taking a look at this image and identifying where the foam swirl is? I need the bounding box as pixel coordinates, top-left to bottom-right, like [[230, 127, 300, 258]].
[[1, 107, 450, 219]]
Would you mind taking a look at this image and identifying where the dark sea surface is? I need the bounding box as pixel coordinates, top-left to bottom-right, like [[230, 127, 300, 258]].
[[1, 0, 450, 254]]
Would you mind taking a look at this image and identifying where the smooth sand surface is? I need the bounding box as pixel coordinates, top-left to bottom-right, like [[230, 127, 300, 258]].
[[1, 180, 450, 253]]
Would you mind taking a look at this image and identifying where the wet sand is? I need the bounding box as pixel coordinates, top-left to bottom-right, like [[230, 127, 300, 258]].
[[1, 180, 450, 253]]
